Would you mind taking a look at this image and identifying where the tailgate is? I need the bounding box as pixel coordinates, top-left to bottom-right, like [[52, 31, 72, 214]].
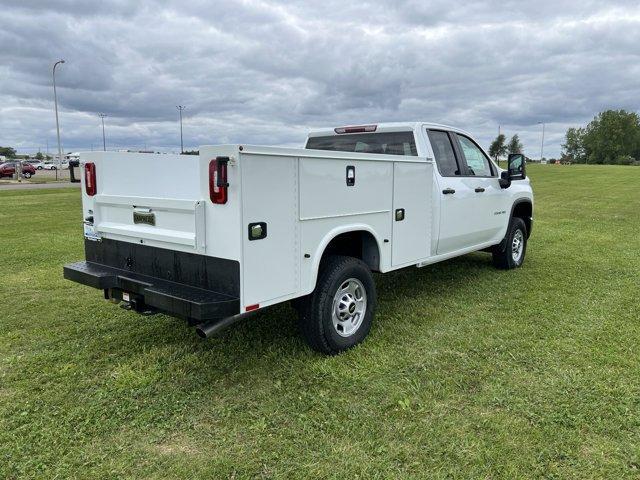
[[83, 152, 206, 253]]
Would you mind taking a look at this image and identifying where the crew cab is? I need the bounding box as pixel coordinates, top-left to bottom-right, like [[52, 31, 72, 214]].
[[64, 122, 533, 354]]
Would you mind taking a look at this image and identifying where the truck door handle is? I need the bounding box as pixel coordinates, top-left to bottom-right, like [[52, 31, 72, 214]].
[[475, 187, 485, 193], [442, 188, 455, 195]]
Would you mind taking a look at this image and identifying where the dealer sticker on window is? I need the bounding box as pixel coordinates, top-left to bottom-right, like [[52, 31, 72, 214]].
[[83, 223, 102, 242]]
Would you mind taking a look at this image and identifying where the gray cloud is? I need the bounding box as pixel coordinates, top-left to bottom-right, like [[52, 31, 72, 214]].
[[1, 0, 639, 157]]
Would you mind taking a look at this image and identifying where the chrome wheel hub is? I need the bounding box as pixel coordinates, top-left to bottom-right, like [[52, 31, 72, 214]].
[[331, 278, 367, 337], [512, 229, 524, 263]]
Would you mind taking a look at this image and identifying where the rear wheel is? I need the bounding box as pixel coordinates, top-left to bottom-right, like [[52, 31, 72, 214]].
[[298, 255, 376, 354], [492, 217, 527, 269], [23, 172, 32, 179]]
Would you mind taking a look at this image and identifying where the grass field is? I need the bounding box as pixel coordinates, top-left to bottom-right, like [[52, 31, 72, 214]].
[[1, 165, 639, 479]]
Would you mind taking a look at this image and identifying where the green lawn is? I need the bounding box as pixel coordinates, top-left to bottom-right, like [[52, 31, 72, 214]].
[[1, 165, 639, 479]]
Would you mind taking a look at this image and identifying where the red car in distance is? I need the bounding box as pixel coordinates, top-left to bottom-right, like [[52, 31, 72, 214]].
[[0, 162, 37, 179]]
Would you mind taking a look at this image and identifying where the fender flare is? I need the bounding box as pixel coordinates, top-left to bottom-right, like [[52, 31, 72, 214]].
[[497, 198, 533, 252], [305, 224, 384, 296]]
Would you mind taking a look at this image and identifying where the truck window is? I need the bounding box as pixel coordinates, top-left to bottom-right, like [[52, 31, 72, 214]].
[[427, 130, 460, 176], [456, 134, 494, 177], [306, 132, 417, 156]]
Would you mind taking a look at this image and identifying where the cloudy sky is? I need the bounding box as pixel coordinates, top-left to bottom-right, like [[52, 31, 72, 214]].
[[1, 0, 639, 157]]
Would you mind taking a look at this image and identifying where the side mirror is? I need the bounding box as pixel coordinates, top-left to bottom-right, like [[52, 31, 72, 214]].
[[499, 170, 511, 189], [508, 153, 526, 180]]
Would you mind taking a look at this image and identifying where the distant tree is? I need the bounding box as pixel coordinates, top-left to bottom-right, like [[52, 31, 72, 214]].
[[581, 110, 640, 164], [488, 134, 507, 162], [507, 134, 524, 155], [562, 127, 586, 163], [35, 151, 44, 160], [0, 146, 17, 158], [45, 154, 52, 160], [181, 150, 199, 155]]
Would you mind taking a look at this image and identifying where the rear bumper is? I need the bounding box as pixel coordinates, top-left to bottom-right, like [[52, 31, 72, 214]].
[[64, 238, 241, 321], [64, 261, 240, 320]]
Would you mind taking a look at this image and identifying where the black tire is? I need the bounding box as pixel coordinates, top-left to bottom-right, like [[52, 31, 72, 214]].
[[299, 255, 377, 354], [37, 166, 43, 170], [23, 172, 32, 179], [492, 217, 527, 269]]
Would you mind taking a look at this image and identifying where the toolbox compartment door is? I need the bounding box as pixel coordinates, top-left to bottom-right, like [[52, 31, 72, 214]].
[[391, 162, 432, 266], [240, 154, 299, 307], [85, 152, 207, 254], [92, 195, 206, 253]]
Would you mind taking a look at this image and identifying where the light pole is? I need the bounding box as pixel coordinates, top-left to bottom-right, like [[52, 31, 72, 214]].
[[538, 122, 545, 162], [53, 59, 65, 181], [99, 113, 107, 151], [176, 105, 185, 154]]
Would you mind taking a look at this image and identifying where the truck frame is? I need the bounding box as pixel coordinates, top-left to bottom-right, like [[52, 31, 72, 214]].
[[64, 122, 533, 354]]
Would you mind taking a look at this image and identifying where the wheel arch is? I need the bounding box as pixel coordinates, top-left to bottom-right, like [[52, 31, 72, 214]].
[[307, 225, 383, 295], [511, 198, 533, 238]]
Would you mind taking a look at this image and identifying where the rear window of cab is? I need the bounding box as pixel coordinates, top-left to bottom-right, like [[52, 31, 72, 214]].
[[306, 132, 418, 156]]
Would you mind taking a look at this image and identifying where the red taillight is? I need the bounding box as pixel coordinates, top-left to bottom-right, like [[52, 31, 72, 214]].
[[334, 125, 377, 134], [245, 303, 259, 312], [209, 157, 229, 204], [84, 162, 96, 196]]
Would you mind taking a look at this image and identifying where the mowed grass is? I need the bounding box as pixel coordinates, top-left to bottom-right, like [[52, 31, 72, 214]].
[[1, 165, 639, 479]]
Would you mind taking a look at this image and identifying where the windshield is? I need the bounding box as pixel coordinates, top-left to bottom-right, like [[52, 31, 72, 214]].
[[306, 131, 418, 156]]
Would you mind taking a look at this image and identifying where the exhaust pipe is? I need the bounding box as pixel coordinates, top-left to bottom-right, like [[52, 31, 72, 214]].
[[195, 311, 255, 338]]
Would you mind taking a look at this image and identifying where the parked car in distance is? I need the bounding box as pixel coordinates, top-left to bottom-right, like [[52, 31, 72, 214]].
[[43, 161, 69, 170], [26, 160, 46, 170], [0, 162, 37, 179]]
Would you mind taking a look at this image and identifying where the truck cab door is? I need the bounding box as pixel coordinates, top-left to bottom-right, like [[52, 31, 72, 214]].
[[427, 130, 504, 255], [450, 133, 506, 245]]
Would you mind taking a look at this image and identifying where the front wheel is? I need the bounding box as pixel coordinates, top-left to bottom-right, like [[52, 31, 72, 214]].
[[492, 217, 527, 269], [298, 255, 377, 354]]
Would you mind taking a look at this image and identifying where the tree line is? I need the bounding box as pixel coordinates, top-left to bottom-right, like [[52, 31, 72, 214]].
[[485, 109, 640, 165], [562, 109, 640, 165], [0, 146, 52, 161]]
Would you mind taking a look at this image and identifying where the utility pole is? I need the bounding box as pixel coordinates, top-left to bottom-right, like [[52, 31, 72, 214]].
[[176, 105, 185, 154], [53, 59, 65, 181], [539, 122, 545, 161], [99, 113, 107, 151]]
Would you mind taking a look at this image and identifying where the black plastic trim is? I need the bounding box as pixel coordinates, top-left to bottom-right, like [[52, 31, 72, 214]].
[[496, 199, 534, 251], [84, 238, 239, 297], [64, 239, 241, 321], [64, 261, 239, 320]]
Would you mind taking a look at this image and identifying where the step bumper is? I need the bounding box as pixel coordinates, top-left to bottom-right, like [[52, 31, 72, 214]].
[[63, 261, 240, 321]]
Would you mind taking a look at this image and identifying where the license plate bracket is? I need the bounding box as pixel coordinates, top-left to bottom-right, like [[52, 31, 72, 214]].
[[133, 210, 155, 226]]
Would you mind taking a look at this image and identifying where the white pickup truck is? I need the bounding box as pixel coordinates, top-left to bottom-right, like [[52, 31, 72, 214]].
[[64, 122, 533, 354]]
